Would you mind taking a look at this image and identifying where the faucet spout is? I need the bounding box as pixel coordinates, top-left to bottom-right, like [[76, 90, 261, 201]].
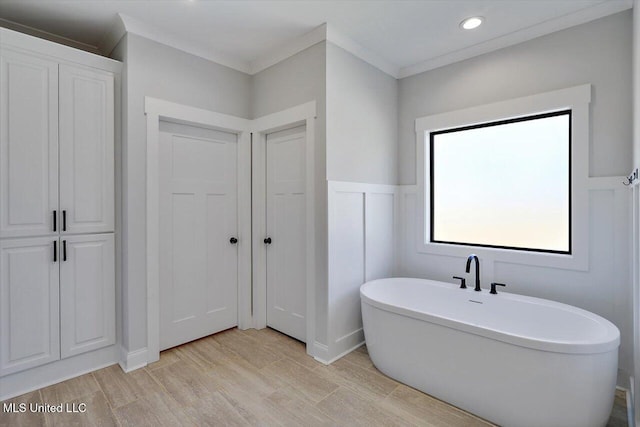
[[465, 254, 481, 291]]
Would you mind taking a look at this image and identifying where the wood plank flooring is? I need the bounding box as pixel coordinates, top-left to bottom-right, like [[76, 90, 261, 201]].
[[0, 327, 629, 426]]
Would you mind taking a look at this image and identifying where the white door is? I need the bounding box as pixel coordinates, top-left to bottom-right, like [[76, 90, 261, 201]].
[[0, 48, 59, 238], [59, 64, 115, 235], [159, 121, 238, 350], [0, 237, 60, 376], [265, 126, 306, 342], [60, 233, 115, 358]]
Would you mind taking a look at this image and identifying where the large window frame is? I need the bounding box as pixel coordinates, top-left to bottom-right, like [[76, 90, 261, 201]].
[[429, 109, 572, 254], [415, 84, 590, 271]]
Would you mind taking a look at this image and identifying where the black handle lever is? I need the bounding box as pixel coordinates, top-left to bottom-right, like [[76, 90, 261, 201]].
[[453, 276, 466, 289], [63, 240, 67, 261], [490, 282, 506, 294], [229, 237, 238, 244], [62, 210, 67, 231], [53, 240, 57, 263], [53, 210, 57, 232], [264, 237, 272, 245]]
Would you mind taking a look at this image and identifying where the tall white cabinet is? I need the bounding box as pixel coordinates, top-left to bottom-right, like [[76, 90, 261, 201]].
[[0, 28, 119, 380]]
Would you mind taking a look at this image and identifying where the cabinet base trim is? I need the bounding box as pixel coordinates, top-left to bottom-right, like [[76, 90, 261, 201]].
[[0, 345, 118, 401], [118, 346, 148, 373]]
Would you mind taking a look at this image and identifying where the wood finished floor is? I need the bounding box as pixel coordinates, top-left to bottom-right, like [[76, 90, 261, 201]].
[[0, 327, 629, 427]]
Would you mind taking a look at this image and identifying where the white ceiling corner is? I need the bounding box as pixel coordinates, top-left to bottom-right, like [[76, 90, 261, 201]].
[[97, 13, 126, 56], [248, 22, 401, 78], [249, 23, 328, 75], [116, 13, 252, 74], [326, 24, 400, 78]]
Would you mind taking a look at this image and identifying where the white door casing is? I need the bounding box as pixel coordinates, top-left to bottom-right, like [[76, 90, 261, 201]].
[[158, 122, 238, 350], [145, 97, 313, 364], [265, 126, 307, 342], [60, 233, 115, 358], [0, 237, 60, 376], [59, 64, 115, 235], [0, 48, 59, 238]]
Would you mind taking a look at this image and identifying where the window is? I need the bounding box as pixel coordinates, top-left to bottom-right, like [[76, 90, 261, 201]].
[[429, 110, 571, 254], [415, 84, 590, 271]]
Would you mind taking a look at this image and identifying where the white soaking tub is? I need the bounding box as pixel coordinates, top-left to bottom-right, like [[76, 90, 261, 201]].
[[360, 278, 620, 427]]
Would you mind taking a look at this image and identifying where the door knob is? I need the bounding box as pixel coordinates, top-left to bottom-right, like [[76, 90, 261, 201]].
[[229, 237, 238, 244], [264, 237, 272, 245]]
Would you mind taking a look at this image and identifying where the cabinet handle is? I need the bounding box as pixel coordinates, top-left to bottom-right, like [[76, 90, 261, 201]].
[[53, 210, 57, 232], [229, 237, 238, 244], [62, 210, 67, 231], [264, 237, 272, 245], [53, 241, 57, 263], [63, 240, 67, 262]]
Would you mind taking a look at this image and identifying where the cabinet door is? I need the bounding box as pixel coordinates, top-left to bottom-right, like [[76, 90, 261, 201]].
[[60, 233, 115, 358], [0, 48, 59, 238], [59, 65, 114, 234], [0, 237, 60, 376]]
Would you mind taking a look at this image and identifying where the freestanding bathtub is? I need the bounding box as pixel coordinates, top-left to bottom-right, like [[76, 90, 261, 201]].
[[361, 278, 620, 427]]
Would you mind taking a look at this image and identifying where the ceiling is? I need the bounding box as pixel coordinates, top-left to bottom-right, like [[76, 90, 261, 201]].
[[0, 0, 633, 78]]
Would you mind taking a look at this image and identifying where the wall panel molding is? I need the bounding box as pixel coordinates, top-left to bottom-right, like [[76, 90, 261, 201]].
[[398, 177, 633, 384], [325, 180, 397, 363]]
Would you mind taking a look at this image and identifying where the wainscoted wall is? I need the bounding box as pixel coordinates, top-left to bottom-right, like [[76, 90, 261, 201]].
[[397, 178, 633, 384], [320, 181, 397, 363]]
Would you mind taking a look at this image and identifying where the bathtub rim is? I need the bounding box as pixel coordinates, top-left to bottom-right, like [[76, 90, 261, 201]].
[[360, 277, 620, 355]]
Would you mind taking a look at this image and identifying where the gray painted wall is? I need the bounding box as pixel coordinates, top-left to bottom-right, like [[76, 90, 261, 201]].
[[397, 11, 633, 382], [119, 33, 251, 352], [326, 42, 398, 185], [252, 41, 329, 346], [398, 11, 633, 185]]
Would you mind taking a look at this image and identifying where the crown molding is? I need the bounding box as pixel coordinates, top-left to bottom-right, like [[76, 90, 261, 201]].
[[0, 18, 101, 54], [398, 0, 633, 79], [325, 24, 400, 78], [113, 13, 252, 74], [248, 22, 399, 77], [3, 0, 631, 80], [249, 24, 328, 74]]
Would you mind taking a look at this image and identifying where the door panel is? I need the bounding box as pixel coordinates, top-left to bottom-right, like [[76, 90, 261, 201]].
[[60, 233, 115, 358], [266, 126, 306, 342], [159, 122, 238, 350], [0, 237, 59, 376], [0, 48, 58, 238], [59, 64, 114, 234]]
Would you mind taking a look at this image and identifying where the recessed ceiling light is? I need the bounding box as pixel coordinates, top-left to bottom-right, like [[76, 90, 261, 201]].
[[460, 16, 483, 30]]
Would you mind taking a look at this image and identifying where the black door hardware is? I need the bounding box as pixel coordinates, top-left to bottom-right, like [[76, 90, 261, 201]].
[[53, 210, 57, 232], [229, 237, 238, 244], [264, 237, 272, 245], [62, 210, 67, 231], [53, 241, 57, 263], [63, 240, 67, 261]]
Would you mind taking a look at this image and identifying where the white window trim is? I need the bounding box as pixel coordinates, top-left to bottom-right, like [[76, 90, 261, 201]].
[[415, 84, 591, 271]]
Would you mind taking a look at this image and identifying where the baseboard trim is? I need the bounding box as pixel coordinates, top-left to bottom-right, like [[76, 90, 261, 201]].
[[118, 347, 148, 373], [0, 346, 118, 401], [314, 339, 365, 365], [627, 376, 635, 427], [313, 341, 330, 364]]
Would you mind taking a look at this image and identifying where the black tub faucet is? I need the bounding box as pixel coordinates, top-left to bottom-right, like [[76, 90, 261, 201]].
[[465, 254, 481, 292]]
